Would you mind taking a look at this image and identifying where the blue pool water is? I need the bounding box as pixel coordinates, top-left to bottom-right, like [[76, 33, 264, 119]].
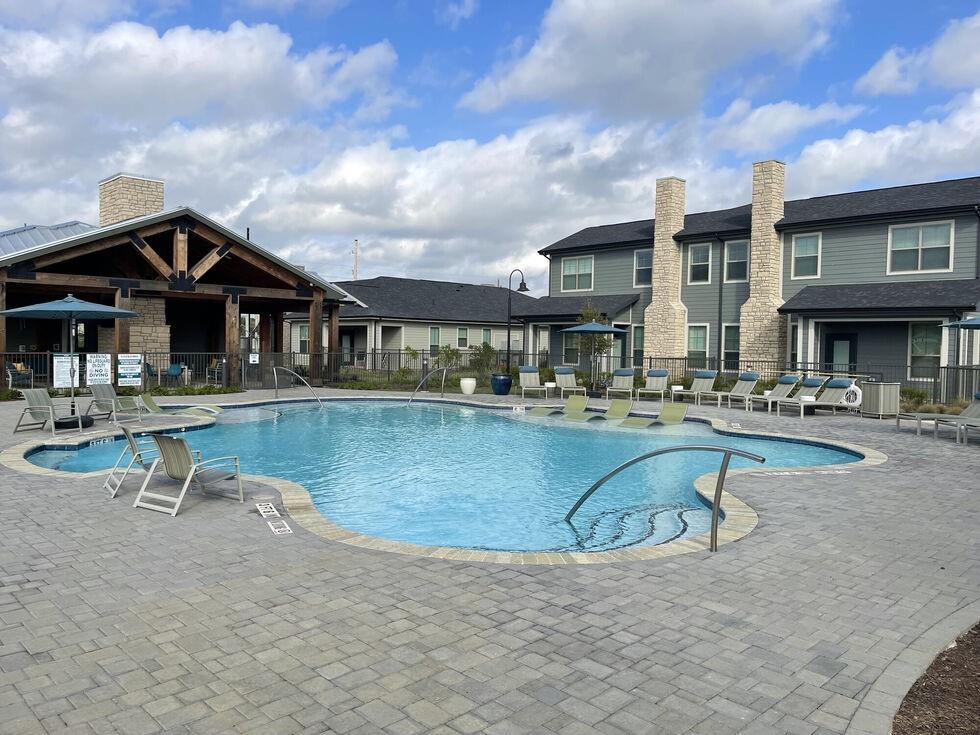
[[28, 401, 860, 552]]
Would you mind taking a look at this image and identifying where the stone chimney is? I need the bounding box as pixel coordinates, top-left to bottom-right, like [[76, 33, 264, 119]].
[[739, 160, 786, 364], [98, 173, 165, 227], [644, 177, 688, 358]]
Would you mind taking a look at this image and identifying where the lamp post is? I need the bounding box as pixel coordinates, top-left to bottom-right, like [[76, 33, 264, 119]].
[[506, 268, 530, 370]]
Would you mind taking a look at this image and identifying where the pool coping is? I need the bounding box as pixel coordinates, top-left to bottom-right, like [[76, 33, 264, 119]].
[[0, 396, 887, 565]]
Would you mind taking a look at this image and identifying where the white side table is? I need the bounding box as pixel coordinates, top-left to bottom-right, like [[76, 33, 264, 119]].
[[544, 381, 557, 398]]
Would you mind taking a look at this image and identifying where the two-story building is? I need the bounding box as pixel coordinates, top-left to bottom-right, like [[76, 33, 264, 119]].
[[519, 161, 980, 384]]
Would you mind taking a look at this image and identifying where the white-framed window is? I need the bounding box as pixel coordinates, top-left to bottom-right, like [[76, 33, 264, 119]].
[[908, 322, 943, 380], [429, 326, 440, 355], [724, 240, 748, 282], [562, 333, 580, 364], [298, 324, 310, 353], [687, 324, 709, 367], [791, 233, 821, 279], [632, 326, 644, 367], [688, 244, 711, 284], [561, 255, 594, 292], [482, 328, 492, 346], [722, 324, 740, 370], [457, 327, 468, 348], [888, 221, 954, 274], [633, 249, 652, 287]]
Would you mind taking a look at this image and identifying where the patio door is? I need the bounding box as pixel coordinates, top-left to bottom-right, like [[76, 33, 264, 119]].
[[824, 332, 857, 371]]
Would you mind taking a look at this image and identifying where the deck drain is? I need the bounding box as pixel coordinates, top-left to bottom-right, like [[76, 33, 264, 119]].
[[256, 502, 280, 518], [267, 519, 292, 535]]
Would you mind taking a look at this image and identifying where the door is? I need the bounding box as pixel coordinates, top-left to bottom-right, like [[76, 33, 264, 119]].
[[341, 333, 353, 365], [612, 324, 628, 369], [823, 333, 857, 371]]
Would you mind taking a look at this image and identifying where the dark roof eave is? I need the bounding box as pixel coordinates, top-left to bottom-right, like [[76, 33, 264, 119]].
[[776, 204, 980, 231], [537, 237, 652, 256], [674, 228, 750, 242], [778, 305, 972, 315]]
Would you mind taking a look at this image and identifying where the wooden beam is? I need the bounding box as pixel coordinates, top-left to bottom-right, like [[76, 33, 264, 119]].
[[225, 294, 240, 387], [259, 314, 272, 353], [327, 301, 339, 381], [114, 289, 131, 354], [173, 226, 188, 277], [188, 241, 232, 282], [136, 222, 176, 239], [228, 245, 301, 288], [0, 270, 6, 352], [33, 235, 131, 269], [274, 311, 284, 352], [129, 234, 174, 280]]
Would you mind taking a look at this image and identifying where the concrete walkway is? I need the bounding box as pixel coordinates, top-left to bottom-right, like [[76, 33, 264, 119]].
[[0, 389, 977, 734]]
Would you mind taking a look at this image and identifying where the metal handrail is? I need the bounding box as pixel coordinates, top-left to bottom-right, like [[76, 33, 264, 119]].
[[407, 365, 453, 405], [565, 445, 765, 552], [272, 366, 323, 408]]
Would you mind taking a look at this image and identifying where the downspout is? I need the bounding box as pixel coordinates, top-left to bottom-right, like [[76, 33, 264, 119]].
[[974, 205, 980, 279], [716, 236, 724, 370]]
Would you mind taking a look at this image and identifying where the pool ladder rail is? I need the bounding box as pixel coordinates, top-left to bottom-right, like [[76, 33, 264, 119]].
[[565, 445, 766, 552], [272, 366, 324, 408], [406, 365, 455, 406]]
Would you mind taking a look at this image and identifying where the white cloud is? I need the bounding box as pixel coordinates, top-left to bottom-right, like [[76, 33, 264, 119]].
[[460, 0, 840, 119], [0, 0, 133, 28], [438, 0, 479, 30], [856, 11, 980, 95], [711, 98, 864, 153]]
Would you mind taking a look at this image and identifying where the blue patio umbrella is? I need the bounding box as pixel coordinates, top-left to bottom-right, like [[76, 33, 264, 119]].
[[944, 316, 980, 329], [0, 294, 138, 405]]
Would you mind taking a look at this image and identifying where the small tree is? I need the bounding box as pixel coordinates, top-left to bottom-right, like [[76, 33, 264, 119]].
[[576, 303, 613, 392], [469, 342, 498, 384], [437, 344, 462, 367]]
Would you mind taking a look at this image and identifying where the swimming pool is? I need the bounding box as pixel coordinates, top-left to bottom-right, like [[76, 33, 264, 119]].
[[28, 401, 861, 552]]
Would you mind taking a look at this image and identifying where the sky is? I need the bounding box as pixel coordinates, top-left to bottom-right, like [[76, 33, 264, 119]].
[[2, 0, 980, 293]]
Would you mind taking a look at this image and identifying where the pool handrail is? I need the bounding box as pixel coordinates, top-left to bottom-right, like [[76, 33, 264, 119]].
[[565, 445, 766, 552], [407, 365, 454, 405], [272, 366, 324, 408]]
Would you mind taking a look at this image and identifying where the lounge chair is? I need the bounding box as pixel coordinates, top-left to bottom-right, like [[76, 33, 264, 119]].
[[605, 368, 636, 400], [776, 378, 853, 418], [897, 391, 980, 441], [699, 371, 760, 409], [104, 426, 190, 498], [140, 392, 223, 417], [14, 388, 83, 436], [671, 370, 718, 404], [747, 375, 801, 412], [527, 394, 588, 418], [619, 402, 689, 429], [6, 361, 33, 389], [554, 367, 586, 398], [133, 433, 243, 516], [518, 366, 547, 399], [636, 369, 669, 402], [564, 398, 632, 423], [86, 384, 145, 424]]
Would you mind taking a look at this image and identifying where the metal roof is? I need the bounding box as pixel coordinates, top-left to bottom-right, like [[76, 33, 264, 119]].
[[0, 221, 95, 258]]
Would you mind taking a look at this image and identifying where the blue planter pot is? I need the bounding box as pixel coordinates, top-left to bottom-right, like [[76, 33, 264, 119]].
[[490, 373, 513, 396]]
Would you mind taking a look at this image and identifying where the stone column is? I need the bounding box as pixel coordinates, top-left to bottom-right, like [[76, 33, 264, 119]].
[[643, 177, 688, 358], [739, 160, 786, 365]]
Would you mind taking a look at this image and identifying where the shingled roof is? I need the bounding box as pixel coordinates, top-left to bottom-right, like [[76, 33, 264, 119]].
[[541, 175, 980, 254], [510, 293, 639, 320], [779, 279, 980, 314]]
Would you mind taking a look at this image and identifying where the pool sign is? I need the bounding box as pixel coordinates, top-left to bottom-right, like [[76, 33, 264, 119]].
[[117, 353, 143, 387], [52, 354, 79, 388], [85, 353, 112, 386]]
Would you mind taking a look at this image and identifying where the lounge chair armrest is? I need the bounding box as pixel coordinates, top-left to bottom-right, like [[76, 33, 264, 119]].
[[196, 456, 240, 469]]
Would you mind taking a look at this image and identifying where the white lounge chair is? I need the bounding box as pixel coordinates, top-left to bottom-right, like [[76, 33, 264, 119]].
[[699, 371, 760, 409], [776, 378, 853, 418], [636, 369, 669, 402], [746, 374, 801, 412], [14, 388, 83, 436], [554, 367, 586, 398], [605, 368, 635, 400], [672, 370, 717, 404], [87, 384, 145, 424], [518, 366, 547, 399]]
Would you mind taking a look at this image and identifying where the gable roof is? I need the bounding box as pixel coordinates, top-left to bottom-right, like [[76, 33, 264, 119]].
[[0, 221, 95, 258], [510, 293, 639, 320], [0, 207, 354, 303], [332, 276, 538, 323], [779, 279, 980, 314], [541, 175, 980, 254]]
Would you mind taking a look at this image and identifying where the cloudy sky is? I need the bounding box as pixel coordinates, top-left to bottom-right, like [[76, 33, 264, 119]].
[[2, 0, 980, 292]]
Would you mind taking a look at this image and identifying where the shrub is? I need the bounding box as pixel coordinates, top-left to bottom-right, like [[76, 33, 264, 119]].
[[900, 387, 929, 407], [0, 388, 21, 401], [148, 384, 243, 396]]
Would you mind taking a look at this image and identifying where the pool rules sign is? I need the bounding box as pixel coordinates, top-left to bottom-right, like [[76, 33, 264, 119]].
[[117, 354, 143, 387]]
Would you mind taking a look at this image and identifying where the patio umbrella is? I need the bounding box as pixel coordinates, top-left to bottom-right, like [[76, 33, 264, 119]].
[[944, 316, 980, 329], [0, 294, 138, 408], [560, 321, 628, 391]]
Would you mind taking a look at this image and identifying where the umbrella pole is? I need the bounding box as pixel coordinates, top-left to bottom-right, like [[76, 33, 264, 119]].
[[69, 316, 77, 415]]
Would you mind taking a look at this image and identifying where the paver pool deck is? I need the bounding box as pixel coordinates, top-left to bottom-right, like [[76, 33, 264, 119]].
[[0, 389, 977, 735]]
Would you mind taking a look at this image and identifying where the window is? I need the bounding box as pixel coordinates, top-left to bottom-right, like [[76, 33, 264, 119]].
[[482, 328, 492, 346], [457, 327, 468, 348], [724, 241, 748, 282], [562, 333, 580, 364], [687, 325, 708, 368], [688, 244, 711, 284], [561, 255, 593, 291], [632, 326, 644, 367], [792, 233, 821, 279], [298, 324, 310, 353], [429, 326, 440, 356], [633, 249, 652, 287], [889, 222, 953, 274], [909, 322, 942, 380], [722, 325, 740, 371]]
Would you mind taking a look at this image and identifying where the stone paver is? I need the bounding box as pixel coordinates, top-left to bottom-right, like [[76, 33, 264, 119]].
[[0, 387, 976, 735]]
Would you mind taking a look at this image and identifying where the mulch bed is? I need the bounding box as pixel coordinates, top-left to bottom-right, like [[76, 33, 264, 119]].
[[892, 622, 980, 735]]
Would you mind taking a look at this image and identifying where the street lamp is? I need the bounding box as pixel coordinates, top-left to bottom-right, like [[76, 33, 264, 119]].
[[506, 268, 530, 370]]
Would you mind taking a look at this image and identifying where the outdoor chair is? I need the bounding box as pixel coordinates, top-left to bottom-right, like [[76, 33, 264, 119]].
[[133, 433, 243, 516], [164, 363, 183, 386], [206, 359, 224, 385], [671, 370, 717, 404], [104, 426, 197, 498], [897, 390, 980, 442], [699, 371, 760, 409], [528, 394, 588, 418], [86, 384, 145, 424], [565, 398, 632, 423], [619, 402, 689, 429], [636, 369, 669, 402], [553, 367, 586, 398], [140, 393, 223, 417], [518, 366, 547, 399], [605, 368, 636, 400], [145, 363, 159, 385], [747, 375, 801, 412], [14, 388, 83, 436], [776, 378, 853, 418], [6, 361, 33, 389]]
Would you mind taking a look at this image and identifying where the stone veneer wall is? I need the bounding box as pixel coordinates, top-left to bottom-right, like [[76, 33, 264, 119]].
[[98, 174, 165, 227], [739, 160, 786, 364], [644, 177, 688, 357], [97, 296, 170, 354]]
